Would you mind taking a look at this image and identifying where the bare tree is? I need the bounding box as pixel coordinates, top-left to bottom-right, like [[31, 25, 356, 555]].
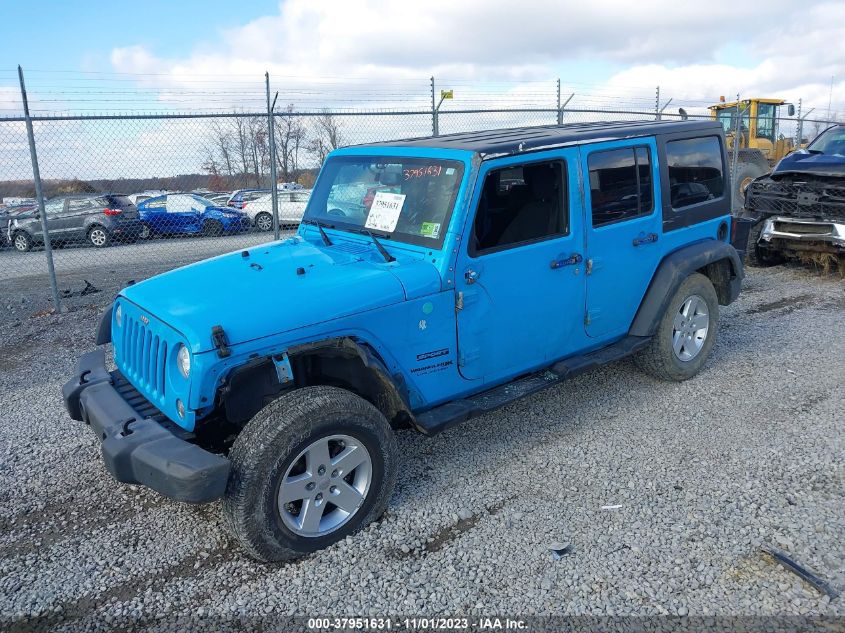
[[308, 111, 345, 167], [274, 104, 306, 181], [248, 116, 267, 186], [207, 120, 235, 176]]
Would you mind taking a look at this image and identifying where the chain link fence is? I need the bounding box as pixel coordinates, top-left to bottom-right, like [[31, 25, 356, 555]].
[[0, 71, 840, 318]]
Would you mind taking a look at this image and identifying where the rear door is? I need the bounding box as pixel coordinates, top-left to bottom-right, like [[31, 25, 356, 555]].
[[583, 139, 662, 339], [61, 197, 96, 242]]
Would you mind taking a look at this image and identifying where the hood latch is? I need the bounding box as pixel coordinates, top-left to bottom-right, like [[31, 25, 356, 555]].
[[211, 325, 231, 358]]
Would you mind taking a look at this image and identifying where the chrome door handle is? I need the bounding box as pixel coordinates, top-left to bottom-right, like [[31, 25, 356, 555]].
[[550, 253, 582, 269]]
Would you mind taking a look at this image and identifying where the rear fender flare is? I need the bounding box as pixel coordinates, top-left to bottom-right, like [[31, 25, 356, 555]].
[[629, 240, 743, 337]]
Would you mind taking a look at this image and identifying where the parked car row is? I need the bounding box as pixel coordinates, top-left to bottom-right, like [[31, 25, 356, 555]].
[[2, 188, 312, 252]]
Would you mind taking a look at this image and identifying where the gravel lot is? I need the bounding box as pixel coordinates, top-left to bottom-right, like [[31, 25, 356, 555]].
[[0, 264, 843, 630]]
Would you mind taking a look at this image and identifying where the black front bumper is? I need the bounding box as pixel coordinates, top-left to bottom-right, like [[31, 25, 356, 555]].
[[62, 350, 230, 503]]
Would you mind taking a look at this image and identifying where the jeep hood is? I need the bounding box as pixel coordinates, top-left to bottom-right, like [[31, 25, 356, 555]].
[[773, 150, 845, 177], [121, 236, 441, 353]]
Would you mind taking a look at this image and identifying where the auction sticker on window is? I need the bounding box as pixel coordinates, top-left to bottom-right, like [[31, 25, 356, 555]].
[[364, 191, 406, 233]]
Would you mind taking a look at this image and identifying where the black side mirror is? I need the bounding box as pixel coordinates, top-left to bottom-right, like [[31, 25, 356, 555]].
[[787, 104, 796, 117]]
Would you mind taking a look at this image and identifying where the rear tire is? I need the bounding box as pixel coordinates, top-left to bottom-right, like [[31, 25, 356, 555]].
[[635, 273, 719, 382], [87, 225, 110, 248], [732, 162, 767, 211], [254, 212, 274, 232], [745, 219, 784, 267], [223, 386, 397, 563], [202, 220, 223, 237]]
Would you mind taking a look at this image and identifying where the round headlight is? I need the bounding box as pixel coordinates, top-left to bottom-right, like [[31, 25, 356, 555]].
[[177, 344, 191, 378], [115, 303, 122, 327]]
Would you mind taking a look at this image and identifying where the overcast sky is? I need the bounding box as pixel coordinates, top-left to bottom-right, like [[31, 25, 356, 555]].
[[3, 0, 843, 114], [1, 0, 842, 182]]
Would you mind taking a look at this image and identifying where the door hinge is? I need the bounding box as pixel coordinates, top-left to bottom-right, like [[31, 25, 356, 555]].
[[455, 291, 464, 312]]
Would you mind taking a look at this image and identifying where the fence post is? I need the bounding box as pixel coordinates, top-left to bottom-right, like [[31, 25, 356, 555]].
[[655, 86, 660, 120], [266, 72, 280, 240], [18, 65, 62, 313], [796, 98, 803, 145], [556, 79, 563, 125], [731, 93, 743, 187], [431, 76, 438, 137]]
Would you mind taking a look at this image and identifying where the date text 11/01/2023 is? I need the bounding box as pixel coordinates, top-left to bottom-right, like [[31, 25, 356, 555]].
[[306, 617, 528, 630]]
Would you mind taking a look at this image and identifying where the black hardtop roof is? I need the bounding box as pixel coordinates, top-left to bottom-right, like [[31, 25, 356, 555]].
[[369, 119, 722, 156]]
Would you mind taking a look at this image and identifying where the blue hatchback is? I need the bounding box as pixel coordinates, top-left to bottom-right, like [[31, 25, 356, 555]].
[[138, 193, 248, 237]]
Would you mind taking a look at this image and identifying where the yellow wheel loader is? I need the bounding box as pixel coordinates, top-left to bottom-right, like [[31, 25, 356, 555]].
[[708, 98, 796, 209]]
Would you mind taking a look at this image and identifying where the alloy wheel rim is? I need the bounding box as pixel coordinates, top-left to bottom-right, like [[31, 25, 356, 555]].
[[257, 214, 272, 231], [14, 235, 27, 251], [672, 294, 709, 361], [278, 434, 372, 537], [90, 229, 106, 246]]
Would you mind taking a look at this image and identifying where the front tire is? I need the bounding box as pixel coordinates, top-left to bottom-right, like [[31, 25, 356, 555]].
[[12, 231, 33, 252], [223, 386, 398, 563], [202, 220, 224, 236], [635, 273, 719, 382]]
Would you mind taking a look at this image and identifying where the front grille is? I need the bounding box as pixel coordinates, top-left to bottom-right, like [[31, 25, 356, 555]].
[[746, 178, 845, 221], [120, 314, 167, 400], [111, 370, 194, 440], [111, 370, 167, 424]]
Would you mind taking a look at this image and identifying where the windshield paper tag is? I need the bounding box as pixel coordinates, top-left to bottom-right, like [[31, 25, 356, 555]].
[[420, 222, 441, 238], [365, 192, 405, 233]]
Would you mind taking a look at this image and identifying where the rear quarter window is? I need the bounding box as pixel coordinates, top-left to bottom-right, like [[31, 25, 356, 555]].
[[666, 136, 724, 209], [97, 195, 135, 209]]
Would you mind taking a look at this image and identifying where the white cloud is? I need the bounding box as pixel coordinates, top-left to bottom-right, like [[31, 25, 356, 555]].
[[107, 0, 845, 120]]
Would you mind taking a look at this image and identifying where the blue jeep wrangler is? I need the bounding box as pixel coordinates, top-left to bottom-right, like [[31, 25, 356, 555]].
[[64, 120, 744, 562]]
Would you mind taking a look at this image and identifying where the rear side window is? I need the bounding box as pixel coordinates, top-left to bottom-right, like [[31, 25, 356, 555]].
[[666, 136, 724, 208], [144, 197, 166, 209], [588, 146, 653, 227], [45, 199, 64, 215], [97, 195, 135, 209], [67, 198, 95, 212]]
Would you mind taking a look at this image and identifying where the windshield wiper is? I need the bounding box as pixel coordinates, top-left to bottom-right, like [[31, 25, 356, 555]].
[[365, 230, 395, 263], [304, 219, 333, 246]]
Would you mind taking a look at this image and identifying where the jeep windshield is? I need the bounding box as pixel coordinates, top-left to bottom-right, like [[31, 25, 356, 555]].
[[807, 126, 845, 156], [303, 156, 465, 247]]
